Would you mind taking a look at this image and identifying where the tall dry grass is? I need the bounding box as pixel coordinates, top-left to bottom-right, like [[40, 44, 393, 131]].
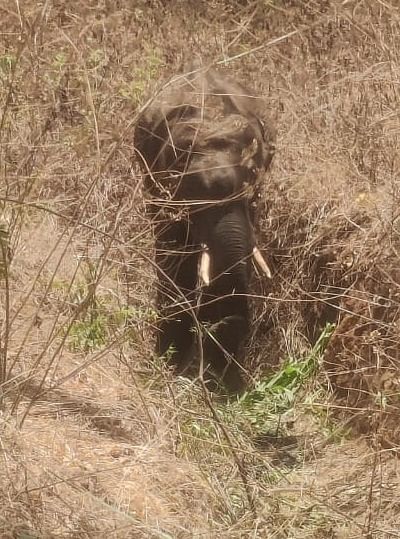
[[0, 1, 399, 537]]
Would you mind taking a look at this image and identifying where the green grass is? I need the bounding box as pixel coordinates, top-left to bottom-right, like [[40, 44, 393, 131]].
[[64, 277, 157, 352], [68, 302, 156, 352], [220, 323, 335, 438], [178, 324, 336, 463], [120, 47, 163, 106], [68, 311, 108, 352], [0, 54, 16, 76]]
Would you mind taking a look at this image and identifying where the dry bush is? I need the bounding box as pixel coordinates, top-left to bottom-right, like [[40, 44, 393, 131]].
[[247, 0, 400, 448], [0, 1, 399, 538]]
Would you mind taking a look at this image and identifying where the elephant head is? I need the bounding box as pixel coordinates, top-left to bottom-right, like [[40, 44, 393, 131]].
[[135, 65, 275, 391]]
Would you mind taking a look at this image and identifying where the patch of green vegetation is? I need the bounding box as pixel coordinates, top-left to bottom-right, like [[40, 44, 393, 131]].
[[42, 51, 68, 88], [88, 48, 105, 69], [53, 51, 67, 70], [51, 277, 70, 291], [15, 529, 41, 539], [120, 48, 163, 106], [153, 344, 176, 368], [69, 311, 107, 352], [182, 415, 219, 452], [65, 278, 157, 352], [176, 324, 335, 463], [0, 54, 16, 76], [227, 323, 335, 437], [116, 305, 157, 326], [68, 302, 157, 352]]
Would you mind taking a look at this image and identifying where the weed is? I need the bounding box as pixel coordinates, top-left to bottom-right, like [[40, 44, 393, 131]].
[[53, 52, 67, 70], [226, 323, 335, 437], [120, 48, 163, 106], [67, 282, 156, 351], [177, 325, 335, 465], [87, 49, 105, 69], [69, 312, 107, 352], [0, 54, 16, 77], [115, 305, 158, 326]]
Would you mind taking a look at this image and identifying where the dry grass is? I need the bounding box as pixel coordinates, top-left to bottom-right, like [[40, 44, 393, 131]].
[[1, 0, 400, 537]]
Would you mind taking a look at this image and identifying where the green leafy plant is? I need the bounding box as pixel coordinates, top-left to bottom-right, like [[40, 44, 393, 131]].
[[67, 281, 157, 352], [53, 51, 67, 69], [88, 48, 105, 69], [0, 54, 16, 76], [226, 323, 336, 436], [177, 325, 335, 464], [120, 48, 163, 105], [69, 312, 108, 352]]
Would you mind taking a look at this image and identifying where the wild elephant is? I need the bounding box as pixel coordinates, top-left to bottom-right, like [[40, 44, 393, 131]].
[[134, 65, 276, 391]]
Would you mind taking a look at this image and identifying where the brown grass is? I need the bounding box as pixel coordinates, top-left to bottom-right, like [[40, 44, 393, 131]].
[[1, 1, 400, 537]]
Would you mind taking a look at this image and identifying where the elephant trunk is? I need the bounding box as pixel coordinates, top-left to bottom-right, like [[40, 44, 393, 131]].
[[194, 201, 271, 290], [209, 202, 253, 293], [193, 202, 255, 392]]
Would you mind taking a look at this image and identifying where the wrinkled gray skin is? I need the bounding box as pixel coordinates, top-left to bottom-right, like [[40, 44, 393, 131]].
[[135, 66, 275, 392]]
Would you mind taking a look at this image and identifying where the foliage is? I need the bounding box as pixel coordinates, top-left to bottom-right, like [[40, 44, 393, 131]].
[[178, 324, 335, 468], [226, 323, 335, 436], [0, 1, 399, 537], [0, 54, 16, 77], [120, 48, 163, 105], [67, 280, 157, 351]]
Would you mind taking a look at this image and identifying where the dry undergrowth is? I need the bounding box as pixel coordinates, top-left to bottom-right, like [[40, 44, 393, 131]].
[[1, 1, 400, 537]]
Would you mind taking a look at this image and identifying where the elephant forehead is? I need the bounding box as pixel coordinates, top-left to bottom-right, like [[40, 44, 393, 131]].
[[187, 151, 241, 175], [179, 153, 247, 201]]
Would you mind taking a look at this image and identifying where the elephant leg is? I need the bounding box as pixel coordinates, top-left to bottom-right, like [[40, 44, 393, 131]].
[[157, 311, 194, 371], [200, 294, 249, 393], [157, 277, 196, 371], [154, 220, 198, 370], [202, 314, 248, 393]]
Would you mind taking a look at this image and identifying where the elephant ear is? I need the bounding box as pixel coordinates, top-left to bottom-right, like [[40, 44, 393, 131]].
[[134, 76, 203, 199], [135, 91, 196, 171]]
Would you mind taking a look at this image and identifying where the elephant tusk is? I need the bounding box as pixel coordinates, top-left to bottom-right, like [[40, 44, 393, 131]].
[[199, 244, 211, 287], [253, 246, 272, 279]]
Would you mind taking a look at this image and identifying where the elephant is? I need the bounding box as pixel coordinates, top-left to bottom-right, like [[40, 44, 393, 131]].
[[134, 65, 276, 392]]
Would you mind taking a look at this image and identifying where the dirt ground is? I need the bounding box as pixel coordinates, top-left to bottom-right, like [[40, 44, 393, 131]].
[[1, 1, 400, 537]]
